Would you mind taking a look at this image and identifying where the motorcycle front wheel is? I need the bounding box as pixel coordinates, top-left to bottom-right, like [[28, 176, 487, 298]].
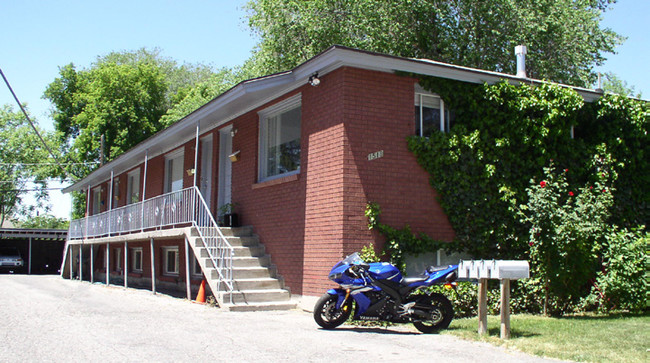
[[412, 293, 453, 334], [313, 293, 352, 329]]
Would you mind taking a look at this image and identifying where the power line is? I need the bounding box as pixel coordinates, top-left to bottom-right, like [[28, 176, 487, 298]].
[[0, 67, 63, 168], [3, 187, 66, 192], [0, 162, 99, 166]]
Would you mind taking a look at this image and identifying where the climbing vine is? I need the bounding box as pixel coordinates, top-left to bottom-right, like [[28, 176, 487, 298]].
[[366, 76, 648, 313]]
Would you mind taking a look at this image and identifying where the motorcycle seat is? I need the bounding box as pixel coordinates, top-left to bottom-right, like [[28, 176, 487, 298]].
[[401, 274, 429, 285]]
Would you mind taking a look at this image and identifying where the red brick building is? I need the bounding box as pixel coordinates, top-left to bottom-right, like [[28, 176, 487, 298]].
[[62, 46, 601, 309]]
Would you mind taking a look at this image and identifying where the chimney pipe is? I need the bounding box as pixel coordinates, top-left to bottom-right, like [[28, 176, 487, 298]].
[[515, 45, 527, 78]]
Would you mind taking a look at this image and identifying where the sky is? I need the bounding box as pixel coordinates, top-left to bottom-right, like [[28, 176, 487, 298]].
[[1, 0, 648, 220]]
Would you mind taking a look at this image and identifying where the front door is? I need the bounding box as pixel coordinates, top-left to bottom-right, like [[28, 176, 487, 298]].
[[217, 127, 233, 216], [199, 135, 213, 208]]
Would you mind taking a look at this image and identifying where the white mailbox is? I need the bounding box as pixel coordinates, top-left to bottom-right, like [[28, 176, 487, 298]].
[[457, 259, 530, 339], [458, 260, 529, 280]]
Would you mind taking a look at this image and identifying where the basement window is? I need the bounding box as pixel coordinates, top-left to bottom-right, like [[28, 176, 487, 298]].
[[258, 94, 302, 182], [162, 246, 179, 276], [131, 248, 143, 273]]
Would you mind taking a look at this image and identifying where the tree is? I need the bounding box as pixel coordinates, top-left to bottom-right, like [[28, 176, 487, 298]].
[[601, 72, 643, 98], [244, 0, 623, 86], [17, 214, 70, 229], [44, 49, 231, 179], [0, 105, 57, 225]]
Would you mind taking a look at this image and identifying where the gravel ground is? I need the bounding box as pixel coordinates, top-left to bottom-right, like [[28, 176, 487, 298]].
[[0, 275, 560, 362]]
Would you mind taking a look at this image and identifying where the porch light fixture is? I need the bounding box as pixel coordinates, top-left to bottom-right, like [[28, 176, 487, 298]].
[[186, 168, 195, 176], [229, 150, 240, 162], [308, 72, 320, 87], [230, 128, 238, 137]]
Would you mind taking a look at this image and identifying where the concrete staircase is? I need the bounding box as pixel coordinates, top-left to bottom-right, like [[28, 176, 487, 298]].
[[190, 226, 296, 312]]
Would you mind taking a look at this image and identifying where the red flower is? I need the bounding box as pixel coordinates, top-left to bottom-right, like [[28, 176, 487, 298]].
[[590, 186, 593, 190], [540, 181, 547, 188], [569, 191, 574, 196], [529, 241, 534, 246], [564, 169, 569, 173]]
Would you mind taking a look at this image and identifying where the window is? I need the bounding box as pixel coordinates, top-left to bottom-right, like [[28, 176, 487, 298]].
[[126, 169, 140, 204], [415, 92, 454, 136], [92, 188, 101, 215], [164, 151, 184, 193], [131, 248, 143, 273], [114, 247, 122, 272], [259, 95, 302, 181], [162, 246, 179, 275], [191, 250, 202, 277], [112, 178, 120, 208]]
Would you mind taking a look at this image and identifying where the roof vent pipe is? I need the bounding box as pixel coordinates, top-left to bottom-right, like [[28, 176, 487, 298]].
[[515, 45, 527, 78]]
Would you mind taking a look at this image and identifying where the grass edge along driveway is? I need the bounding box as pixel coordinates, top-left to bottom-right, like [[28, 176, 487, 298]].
[[441, 313, 649, 363]]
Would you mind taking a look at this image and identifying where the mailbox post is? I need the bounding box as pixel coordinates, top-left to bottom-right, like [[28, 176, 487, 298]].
[[458, 260, 529, 339]]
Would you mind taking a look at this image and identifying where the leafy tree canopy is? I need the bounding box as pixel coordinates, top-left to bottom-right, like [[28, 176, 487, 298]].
[[44, 49, 235, 179], [601, 72, 643, 98], [244, 0, 623, 87], [0, 105, 59, 225], [17, 214, 70, 229]]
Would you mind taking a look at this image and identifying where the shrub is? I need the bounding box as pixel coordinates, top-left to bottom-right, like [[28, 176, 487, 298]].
[[581, 227, 648, 312]]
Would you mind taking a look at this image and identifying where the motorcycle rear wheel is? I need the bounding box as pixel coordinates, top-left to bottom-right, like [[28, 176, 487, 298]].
[[313, 293, 352, 329], [412, 293, 453, 334]]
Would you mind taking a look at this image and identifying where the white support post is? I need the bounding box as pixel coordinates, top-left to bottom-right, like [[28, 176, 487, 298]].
[[69, 245, 73, 280], [141, 150, 148, 232], [90, 245, 94, 283], [478, 278, 488, 335], [108, 170, 113, 236], [500, 279, 511, 339], [185, 236, 191, 300], [124, 241, 128, 288], [28, 237, 32, 275], [193, 122, 199, 188], [150, 238, 156, 295], [79, 245, 83, 282], [85, 185, 90, 239], [106, 244, 110, 286]]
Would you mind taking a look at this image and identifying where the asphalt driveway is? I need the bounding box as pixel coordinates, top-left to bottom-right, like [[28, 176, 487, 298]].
[[0, 275, 559, 362]]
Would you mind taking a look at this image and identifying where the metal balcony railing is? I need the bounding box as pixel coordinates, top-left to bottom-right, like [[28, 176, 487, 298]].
[[68, 186, 234, 299]]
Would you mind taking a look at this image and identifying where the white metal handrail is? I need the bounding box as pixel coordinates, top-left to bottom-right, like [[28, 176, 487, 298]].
[[68, 187, 234, 300]]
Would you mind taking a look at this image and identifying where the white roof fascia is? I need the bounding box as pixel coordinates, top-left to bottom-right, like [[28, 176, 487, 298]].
[[64, 46, 605, 193]]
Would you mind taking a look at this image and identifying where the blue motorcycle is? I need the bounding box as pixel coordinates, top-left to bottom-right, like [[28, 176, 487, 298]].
[[314, 253, 458, 333]]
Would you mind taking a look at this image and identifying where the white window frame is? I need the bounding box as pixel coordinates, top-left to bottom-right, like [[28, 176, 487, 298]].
[[191, 250, 202, 278], [131, 247, 143, 273], [162, 246, 179, 276], [258, 94, 302, 182], [126, 169, 141, 205], [415, 86, 452, 135], [164, 150, 184, 193], [114, 247, 122, 272], [92, 188, 101, 215]]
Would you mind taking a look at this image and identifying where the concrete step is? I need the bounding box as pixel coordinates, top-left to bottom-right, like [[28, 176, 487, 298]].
[[232, 267, 275, 279], [200, 245, 264, 258], [232, 256, 271, 268], [227, 289, 291, 304], [224, 301, 297, 312], [232, 278, 283, 290], [219, 226, 254, 237], [225, 236, 260, 247]]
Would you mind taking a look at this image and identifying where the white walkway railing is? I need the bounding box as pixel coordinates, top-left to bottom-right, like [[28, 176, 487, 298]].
[[68, 186, 234, 298]]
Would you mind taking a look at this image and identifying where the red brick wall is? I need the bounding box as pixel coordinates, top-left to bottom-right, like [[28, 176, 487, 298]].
[[82, 66, 455, 298]]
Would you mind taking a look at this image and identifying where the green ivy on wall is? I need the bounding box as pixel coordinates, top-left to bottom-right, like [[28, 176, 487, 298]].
[[405, 76, 648, 260]]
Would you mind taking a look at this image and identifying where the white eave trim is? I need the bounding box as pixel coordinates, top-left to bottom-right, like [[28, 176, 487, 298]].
[[64, 46, 606, 193]]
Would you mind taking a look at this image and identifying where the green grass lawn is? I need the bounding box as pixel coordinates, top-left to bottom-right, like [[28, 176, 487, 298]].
[[441, 313, 649, 363]]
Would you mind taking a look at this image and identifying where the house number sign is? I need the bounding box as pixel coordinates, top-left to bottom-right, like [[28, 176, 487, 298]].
[[367, 150, 384, 161]]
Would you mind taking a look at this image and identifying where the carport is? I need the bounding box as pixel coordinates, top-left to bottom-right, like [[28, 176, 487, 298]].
[[0, 228, 67, 274]]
